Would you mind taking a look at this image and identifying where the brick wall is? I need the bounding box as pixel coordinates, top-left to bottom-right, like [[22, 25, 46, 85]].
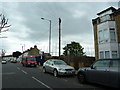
[[62, 56, 95, 70], [115, 14, 120, 43], [92, 20, 99, 60], [28, 46, 40, 56]]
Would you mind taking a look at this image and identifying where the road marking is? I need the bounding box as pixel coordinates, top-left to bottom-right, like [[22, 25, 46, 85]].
[[32, 76, 53, 90], [2, 72, 16, 75], [21, 70, 27, 74], [17, 67, 20, 70]]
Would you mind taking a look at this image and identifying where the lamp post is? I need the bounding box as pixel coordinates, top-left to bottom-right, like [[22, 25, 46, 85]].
[[41, 18, 51, 55]]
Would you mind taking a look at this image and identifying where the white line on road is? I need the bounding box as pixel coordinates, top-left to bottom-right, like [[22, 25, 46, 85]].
[[17, 67, 20, 70], [32, 76, 53, 90], [21, 70, 28, 74]]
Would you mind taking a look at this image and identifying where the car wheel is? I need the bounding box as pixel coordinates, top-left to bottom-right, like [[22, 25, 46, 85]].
[[53, 69, 58, 77], [77, 73, 86, 84], [43, 67, 46, 73]]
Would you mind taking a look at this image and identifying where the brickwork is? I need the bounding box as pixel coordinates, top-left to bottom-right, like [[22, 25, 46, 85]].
[[28, 45, 40, 56], [93, 23, 99, 60], [115, 14, 120, 43]]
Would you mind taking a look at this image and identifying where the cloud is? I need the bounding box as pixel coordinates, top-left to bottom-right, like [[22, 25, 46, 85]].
[[0, 2, 118, 56], [73, 10, 86, 18]]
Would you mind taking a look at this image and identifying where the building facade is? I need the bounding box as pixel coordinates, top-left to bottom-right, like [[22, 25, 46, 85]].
[[23, 45, 40, 56], [92, 7, 120, 60]]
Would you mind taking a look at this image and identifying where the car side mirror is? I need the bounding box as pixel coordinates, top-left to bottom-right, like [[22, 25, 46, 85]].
[[91, 65, 94, 69], [91, 65, 96, 69]]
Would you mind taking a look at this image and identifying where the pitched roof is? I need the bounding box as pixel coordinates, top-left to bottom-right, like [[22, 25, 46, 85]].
[[97, 6, 116, 15]]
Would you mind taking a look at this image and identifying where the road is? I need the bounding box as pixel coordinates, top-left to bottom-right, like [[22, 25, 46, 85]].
[[2, 62, 114, 90]]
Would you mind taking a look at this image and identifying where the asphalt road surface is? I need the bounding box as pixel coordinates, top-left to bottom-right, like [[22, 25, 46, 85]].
[[2, 62, 115, 90]]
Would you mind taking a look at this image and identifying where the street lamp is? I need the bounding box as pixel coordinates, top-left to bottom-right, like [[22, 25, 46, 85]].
[[41, 18, 51, 55]]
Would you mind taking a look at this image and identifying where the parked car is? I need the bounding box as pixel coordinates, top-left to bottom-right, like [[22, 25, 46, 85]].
[[11, 58, 17, 63], [2, 59, 7, 64], [43, 59, 75, 77], [21, 56, 37, 67], [77, 58, 120, 88]]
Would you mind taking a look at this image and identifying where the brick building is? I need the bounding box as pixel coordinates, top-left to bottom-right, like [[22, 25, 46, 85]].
[[92, 7, 120, 60], [23, 45, 40, 56]]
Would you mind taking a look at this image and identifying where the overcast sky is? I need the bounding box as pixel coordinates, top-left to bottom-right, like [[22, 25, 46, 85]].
[[0, 0, 119, 56]]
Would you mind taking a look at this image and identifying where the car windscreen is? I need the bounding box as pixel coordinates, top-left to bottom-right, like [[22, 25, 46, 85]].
[[54, 60, 67, 65], [2, 60, 6, 61], [27, 57, 36, 61]]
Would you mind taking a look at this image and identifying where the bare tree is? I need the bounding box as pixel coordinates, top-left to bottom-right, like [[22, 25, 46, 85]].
[[0, 14, 10, 57], [0, 14, 11, 33], [1, 49, 6, 56]]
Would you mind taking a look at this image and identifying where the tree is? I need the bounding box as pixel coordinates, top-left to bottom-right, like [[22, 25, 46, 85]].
[[1, 49, 6, 57], [0, 14, 11, 33], [12, 51, 22, 58], [63, 41, 86, 56]]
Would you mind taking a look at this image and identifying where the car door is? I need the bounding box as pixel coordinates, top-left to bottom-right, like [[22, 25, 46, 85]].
[[44, 61, 50, 72], [45, 60, 54, 73], [48, 61, 54, 73], [87, 60, 110, 85], [109, 60, 119, 88]]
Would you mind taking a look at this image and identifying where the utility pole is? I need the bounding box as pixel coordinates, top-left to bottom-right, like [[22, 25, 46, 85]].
[[58, 18, 61, 58]]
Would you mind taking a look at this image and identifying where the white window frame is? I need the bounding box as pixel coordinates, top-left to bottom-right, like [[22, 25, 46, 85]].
[[110, 28, 116, 42], [105, 51, 110, 58], [112, 51, 118, 58], [99, 51, 104, 59]]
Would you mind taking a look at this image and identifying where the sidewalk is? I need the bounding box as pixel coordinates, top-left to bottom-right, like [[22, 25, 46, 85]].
[[37, 65, 43, 68]]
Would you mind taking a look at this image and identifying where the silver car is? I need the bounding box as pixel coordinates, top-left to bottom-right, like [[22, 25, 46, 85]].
[[43, 59, 75, 77]]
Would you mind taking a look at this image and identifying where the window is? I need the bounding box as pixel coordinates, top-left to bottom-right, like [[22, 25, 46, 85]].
[[54, 60, 67, 65], [98, 29, 109, 43], [100, 51, 104, 59], [100, 14, 110, 22], [93, 60, 110, 68], [105, 51, 110, 58], [110, 28, 116, 42], [104, 29, 109, 42], [112, 51, 117, 58], [111, 60, 119, 67], [98, 30, 103, 43], [28, 57, 36, 61], [102, 60, 110, 67]]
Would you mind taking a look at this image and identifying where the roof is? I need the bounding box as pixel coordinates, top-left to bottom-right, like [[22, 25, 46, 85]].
[[97, 6, 116, 15], [113, 8, 120, 15]]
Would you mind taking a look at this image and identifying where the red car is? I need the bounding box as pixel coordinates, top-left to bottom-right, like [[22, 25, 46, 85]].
[[21, 56, 37, 67]]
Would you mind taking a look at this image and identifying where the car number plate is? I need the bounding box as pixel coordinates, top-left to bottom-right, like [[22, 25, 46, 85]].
[[67, 71, 72, 74]]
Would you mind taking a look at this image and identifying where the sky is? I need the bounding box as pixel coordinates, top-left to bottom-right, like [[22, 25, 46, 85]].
[[0, 0, 119, 56]]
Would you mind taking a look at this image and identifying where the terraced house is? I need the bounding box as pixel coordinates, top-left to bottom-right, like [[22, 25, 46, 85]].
[[92, 7, 120, 60]]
